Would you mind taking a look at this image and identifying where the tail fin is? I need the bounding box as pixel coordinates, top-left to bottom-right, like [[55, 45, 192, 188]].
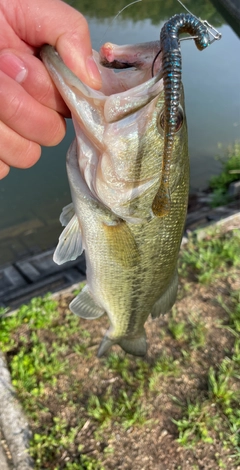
[[119, 334, 147, 356], [97, 331, 147, 357]]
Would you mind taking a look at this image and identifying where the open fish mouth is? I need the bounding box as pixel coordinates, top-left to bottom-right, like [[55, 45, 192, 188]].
[[41, 42, 167, 223], [41, 41, 164, 118]]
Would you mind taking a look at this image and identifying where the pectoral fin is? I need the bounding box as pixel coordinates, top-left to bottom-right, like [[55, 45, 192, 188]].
[[69, 285, 105, 319], [59, 203, 75, 226], [53, 214, 82, 265]]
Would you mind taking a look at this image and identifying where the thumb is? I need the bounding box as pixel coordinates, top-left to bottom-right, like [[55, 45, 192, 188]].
[[11, 0, 102, 88]]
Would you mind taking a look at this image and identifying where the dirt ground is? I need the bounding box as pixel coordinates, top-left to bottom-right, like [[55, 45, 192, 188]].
[[3, 264, 239, 470], [1, 214, 240, 469]]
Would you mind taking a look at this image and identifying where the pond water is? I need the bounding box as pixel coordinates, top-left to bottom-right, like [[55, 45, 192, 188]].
[[0, 0, 240, 265]]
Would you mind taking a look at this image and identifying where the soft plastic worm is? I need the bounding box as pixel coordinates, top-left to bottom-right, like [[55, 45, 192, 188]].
[[152, 13, 211, 216]]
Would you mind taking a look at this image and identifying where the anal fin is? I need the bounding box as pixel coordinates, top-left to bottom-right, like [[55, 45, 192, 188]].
[[97, 336, 114, 357], [69, 285, 105, 319]]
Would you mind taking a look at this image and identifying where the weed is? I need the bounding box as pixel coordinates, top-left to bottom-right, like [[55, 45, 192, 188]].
[[10, 341, 68, 398], [167, 308, 206, 349], [208, 364, 235, 410], [174, 360, 240, 462], [149, 354, 180, 391], [65, 456, 105, 470], [209, 142, 240, 207], [105, 353, 133, 385], [168, 307, 188, 341], [217, 291, 240, 335], [72, 282, 86, 297], [30, 416, 99, 469], [0, 295, 58, 352], [173, 401, 215, 447], [87, 388, 146, 429], [179, 230, 240, 283], [188, 313, 207, 350]]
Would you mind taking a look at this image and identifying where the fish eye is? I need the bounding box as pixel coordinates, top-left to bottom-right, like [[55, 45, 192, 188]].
[[158, 106, 184, 133]]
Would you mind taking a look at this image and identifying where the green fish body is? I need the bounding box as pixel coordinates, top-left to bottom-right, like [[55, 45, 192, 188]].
[[41, 41, 189, 356]]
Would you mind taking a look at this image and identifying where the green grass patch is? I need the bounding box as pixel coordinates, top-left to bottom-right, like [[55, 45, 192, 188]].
[[0, 296, 58, 352], [209, 142, 240, 207], [87, 388, 146, 430], [179, 229, 240, 283], [173, 358, 240, 465], [173, 291, 240, 466]]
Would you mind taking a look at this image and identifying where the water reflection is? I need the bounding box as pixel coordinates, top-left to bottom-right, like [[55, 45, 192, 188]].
[[0, 0, 240, 265]]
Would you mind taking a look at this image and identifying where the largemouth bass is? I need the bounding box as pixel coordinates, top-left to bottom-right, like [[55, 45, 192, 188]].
[[41, 14, 218, 357]]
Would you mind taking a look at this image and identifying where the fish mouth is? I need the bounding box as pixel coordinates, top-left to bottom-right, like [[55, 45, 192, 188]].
[[40, 44, 164, 123], [40, 44, 167, 222]]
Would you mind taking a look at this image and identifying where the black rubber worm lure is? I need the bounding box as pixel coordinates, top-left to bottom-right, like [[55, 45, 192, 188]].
[[152, 13, 221, 217]]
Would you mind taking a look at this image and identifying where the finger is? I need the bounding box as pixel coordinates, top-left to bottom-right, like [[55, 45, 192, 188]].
[[0, 160, 10, 179], [0, 119, 41, 170], [6, 0, 101, 88], [0, 49, 70, 116], [0, 70, 66, 146]]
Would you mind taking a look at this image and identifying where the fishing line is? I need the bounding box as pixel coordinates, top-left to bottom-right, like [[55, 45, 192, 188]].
[[176, 0, 222, 43], [98, 0, 142, 48], [151, 0, 221, 77]]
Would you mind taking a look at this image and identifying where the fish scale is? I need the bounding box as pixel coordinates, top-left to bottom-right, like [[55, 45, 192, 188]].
[[40, 10, 219, 356]]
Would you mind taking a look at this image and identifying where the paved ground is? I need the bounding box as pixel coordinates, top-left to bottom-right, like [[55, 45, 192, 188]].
[[0, 249, 86, 310]]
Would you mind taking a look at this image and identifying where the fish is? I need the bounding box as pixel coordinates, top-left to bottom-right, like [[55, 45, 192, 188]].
[[40, 12, 217, 357]]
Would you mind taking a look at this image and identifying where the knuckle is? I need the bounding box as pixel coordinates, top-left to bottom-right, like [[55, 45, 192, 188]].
[[18, 141, 41, 169], [37, 77, 55, 105], [5, 93, 24, 125], [45, 115, 66, 146], [0, 160, 10, 179]]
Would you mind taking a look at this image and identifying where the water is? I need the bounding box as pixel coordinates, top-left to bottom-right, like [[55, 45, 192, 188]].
[[0, 0, 240, 265]]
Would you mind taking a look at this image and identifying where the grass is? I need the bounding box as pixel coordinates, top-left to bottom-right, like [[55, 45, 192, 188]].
[[87, 388, 147, 430], [173, 358, 240, 466], [179, 228, 240, 283], [172, 290, 240, 466], [209, 142, 240, 207], [0, 226, 240, 468]]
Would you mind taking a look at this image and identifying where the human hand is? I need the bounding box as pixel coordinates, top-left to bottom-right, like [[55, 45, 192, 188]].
[[0, 0, 101, 178]]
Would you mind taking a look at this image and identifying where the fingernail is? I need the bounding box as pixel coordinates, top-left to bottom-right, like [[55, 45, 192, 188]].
[[86, 55, 101, 88], [0, 53, 28, 83]]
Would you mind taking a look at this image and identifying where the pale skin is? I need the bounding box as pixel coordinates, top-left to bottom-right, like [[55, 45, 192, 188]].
[[0, 0, 102, 179]]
